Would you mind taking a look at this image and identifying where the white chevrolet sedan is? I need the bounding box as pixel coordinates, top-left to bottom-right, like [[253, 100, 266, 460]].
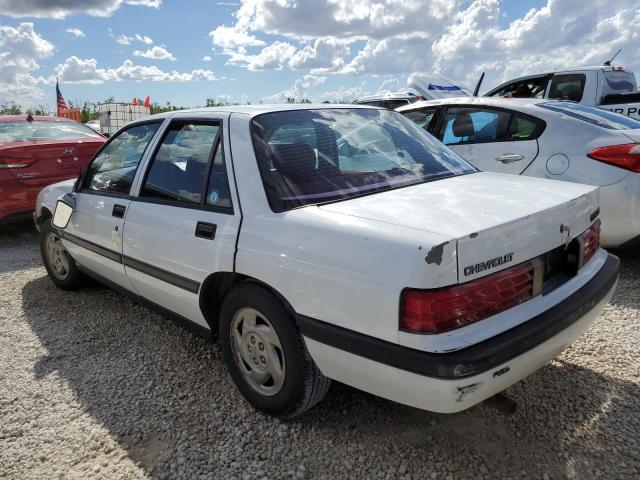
[[397, 97, 640, 248], [35, 105, 619, 418]]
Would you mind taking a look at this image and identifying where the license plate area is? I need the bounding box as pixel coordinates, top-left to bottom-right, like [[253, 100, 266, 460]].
[[541, 240, 581, 295]]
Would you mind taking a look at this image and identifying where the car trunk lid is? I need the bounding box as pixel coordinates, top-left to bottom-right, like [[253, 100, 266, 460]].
[[318, 172, 599, 282], [0, 140, 103, 186], [621, 128, 640, 144]]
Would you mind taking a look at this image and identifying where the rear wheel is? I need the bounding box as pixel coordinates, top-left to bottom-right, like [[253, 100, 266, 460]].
[[219, 283, 330, 418], [39, 218, 86, 290]]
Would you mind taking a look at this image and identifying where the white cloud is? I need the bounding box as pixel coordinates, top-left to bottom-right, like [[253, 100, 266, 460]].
[[262, 74, 327, 103], [228, 40, 296, 71], [202, 55, 212, 62], [65, 28, 86, 38], [54, 56, 217, 84], [133, 45, 176, 61], [288, 38, 350, 69], [125, 0, 162, 7], [0, 0, 160, 19], [318, 82, 368, 103], [0, 22, 54, 103], [115, 34, 153, 45], [214, 0, 640, 95], [377, 78, 400, 94], [209, 24, 265, 53]]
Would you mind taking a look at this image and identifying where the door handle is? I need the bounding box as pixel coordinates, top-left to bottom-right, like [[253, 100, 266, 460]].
[[495, 153, 525, 164], [195, 221, 217, 240], [112, 204, 126, 218]]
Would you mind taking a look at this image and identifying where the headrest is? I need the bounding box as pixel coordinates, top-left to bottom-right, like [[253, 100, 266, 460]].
[[452, 113, 474, 138], [270, 143, 317, 179]]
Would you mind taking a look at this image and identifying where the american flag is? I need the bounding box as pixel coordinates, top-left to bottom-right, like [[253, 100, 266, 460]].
[[56, 78, 68, 116]]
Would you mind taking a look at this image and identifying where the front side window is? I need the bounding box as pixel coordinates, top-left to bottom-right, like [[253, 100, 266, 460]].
[[402, 108, 436, 131], [487, 76, 549, 98], [0, 120, 102, 144], [84, 122, 160, 194], [251, 108, 475, 212], [549, 74, 586, 102], [538, 101, 640, 130], [141, 122, 220, 205]]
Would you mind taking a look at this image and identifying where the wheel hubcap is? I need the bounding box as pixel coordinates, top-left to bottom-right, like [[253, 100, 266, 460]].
[[45, 232, 70, 280], [230, 307, 285, 396]]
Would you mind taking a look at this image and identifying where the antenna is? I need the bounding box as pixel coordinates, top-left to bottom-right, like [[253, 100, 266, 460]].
[[473, 72, 485, 96], [603, 49, 621, 66]]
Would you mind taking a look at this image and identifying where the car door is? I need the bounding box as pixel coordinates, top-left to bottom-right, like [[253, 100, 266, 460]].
[[62, 121, 163, 290], [436, 106, 544, 175], [122, 115, 240, 327]]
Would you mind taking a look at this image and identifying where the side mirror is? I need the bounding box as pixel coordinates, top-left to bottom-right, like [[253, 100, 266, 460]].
[[52, 192, 76, 229]]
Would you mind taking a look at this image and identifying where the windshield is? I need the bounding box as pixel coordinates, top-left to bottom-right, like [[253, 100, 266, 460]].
[[0, 120, 102, 143], [537, 101, 640, 130], [251, 108, 476, 212]]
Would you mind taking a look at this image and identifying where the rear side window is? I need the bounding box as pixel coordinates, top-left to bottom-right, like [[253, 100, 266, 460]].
[[549, 74, 586, 102], [538, 101, 640, 130], [603, 70, 637, 97], [85, 122, 160, 195], [438, 107, 544, 145], [487, 76, 549, 98], [141, 122, 220, 205], [402, 108, 436, 131]]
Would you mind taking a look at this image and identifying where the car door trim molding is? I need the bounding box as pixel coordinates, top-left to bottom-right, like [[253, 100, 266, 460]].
[[62, 231, 123, 263], [62, 231, 201, 293], [122, 255, 201, 294]]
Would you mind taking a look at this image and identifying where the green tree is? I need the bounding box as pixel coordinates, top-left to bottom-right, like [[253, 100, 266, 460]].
[[0, 102, 23, 115]]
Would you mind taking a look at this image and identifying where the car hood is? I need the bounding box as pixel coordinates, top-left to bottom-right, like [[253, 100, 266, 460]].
[[319, 172, 599, 281]]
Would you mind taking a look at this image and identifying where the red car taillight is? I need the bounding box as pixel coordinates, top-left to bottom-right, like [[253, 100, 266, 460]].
[[401, 261, 538, 334], [587, 144, 640, 172], [580, 218, 601, 266]]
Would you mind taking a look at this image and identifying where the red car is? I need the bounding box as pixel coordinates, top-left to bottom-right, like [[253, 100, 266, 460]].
[[0, 115, 105, 224]]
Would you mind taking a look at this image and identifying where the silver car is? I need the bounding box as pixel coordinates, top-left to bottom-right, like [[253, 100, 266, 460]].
[[398, 97, 640, 247]]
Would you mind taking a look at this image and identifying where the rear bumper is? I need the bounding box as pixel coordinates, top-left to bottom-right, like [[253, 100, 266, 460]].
[[300, 253, 619, 412]]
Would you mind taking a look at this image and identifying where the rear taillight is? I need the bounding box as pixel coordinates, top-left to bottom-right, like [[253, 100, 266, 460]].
[[580, 219, 601, 266], [415, 95, 426, 101], [401, 261, 538, 334], [0, 157, 31, 169], [587, 144, 640, 172]]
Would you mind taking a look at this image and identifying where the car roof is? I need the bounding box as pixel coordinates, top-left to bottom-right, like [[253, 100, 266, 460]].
[[0, 115, 74, 123], [395, 96, 550, 113], [144, 103, 385, 121]]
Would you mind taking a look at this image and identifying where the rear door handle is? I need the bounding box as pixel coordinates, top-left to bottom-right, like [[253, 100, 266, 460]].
[[195, 222, 217, 240], [495, 153, 524, 163], [112, 204, 126, 218]]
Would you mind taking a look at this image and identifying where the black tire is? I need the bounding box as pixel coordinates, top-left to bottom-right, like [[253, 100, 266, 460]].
[[219, 282, 331, 418], [39, 218, 87, 290]]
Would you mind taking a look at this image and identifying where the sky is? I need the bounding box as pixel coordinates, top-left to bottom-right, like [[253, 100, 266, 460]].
[[0, 0, 639, 110]]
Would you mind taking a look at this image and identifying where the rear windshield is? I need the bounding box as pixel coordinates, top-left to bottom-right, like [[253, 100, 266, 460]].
[[0, 120, 102, 143], [251, 108, 476, 212], [537, 101, 640, 130], [603, 71, 637, 97]]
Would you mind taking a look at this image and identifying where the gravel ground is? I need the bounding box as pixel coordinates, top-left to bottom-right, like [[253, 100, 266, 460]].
[[1, 221, 638, 480]]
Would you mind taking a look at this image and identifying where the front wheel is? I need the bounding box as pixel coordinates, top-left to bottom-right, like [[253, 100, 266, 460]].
[[39, 218, 87, 290], [219, 283, 330, 418]]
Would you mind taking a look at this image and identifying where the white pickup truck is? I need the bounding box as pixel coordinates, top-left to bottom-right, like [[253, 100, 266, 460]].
[[485, 66, 640, 120]]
